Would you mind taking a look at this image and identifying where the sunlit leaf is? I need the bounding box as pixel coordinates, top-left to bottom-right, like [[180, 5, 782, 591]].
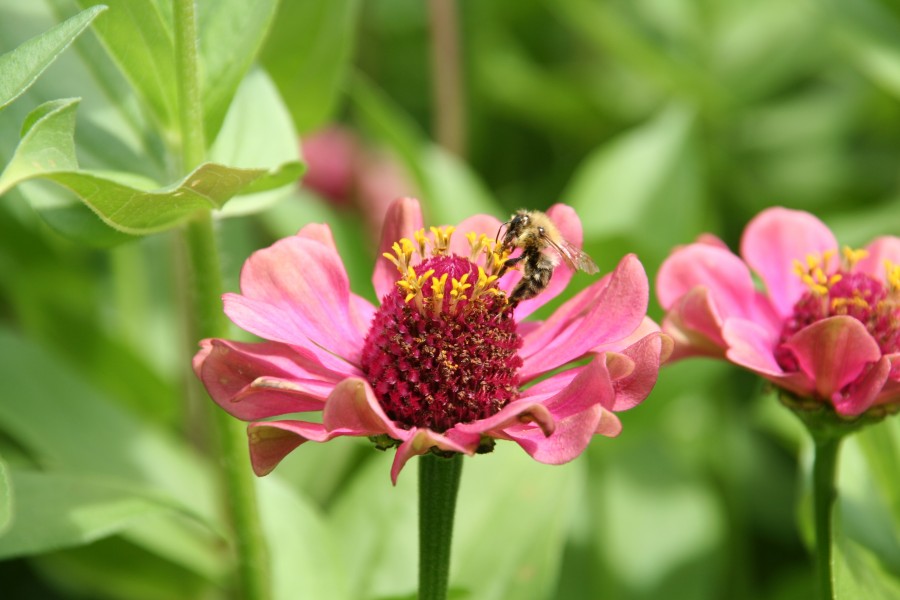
[[210, 68, 305, 216], [73, 0, 177, 133], [261, 0, 361, 133], [0, 98, 275, 234], [0, 470, 192, 560], [0, 4, 106, 110], [198, 0, 280, 141]]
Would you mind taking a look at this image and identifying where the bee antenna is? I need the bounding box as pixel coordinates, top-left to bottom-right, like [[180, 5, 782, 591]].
[[495, 221, 509, 244]]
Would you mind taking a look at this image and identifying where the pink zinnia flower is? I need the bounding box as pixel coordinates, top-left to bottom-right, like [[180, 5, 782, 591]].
[[657, 206, 900, 418], [194, 198, 668, 483]]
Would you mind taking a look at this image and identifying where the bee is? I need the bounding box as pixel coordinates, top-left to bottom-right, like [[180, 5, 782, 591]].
[[496, 209, 599, 307]]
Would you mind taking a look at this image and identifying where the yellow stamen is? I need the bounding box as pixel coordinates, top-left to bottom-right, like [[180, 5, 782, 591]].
[[843, 246, 869, 268], [885, 260, 900, 292], [430, 226, 455, 255], [413, 229, 428, 256], [383, 238, 416, 273]]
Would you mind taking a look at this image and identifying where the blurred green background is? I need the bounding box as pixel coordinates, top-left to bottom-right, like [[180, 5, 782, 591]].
[[2, 0, 900, 598]]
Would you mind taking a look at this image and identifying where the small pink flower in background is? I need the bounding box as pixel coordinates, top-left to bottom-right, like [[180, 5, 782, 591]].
[[657, 206, 900, 418], [300, 126, 413, 239], [194, 198, 669, 483]]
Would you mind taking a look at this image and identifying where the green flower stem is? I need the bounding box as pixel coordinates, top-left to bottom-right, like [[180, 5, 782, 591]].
[[173, 0, 205, 172], [419, 452, 464, 600], [428, 0, 466, 157], [811, 434, 842, 600], [174, 1, 270, 598]]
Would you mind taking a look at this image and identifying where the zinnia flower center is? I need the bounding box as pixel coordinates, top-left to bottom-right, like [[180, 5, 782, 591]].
[[775, 248, 900, 372], [361, 229, 522, 432]]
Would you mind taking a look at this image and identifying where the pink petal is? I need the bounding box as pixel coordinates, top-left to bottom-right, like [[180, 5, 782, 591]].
[[595, 408, 623, 437], [657, 243, 765, 322], [503, 405, 602, 464], [247, 420, 336, 476], [834, 356, 891, 417], [781, 316, 883, 403], [722, 318, 783, 376], [193, 338, 344, 420], [296, 222, 339, 249], [740, 207, 837, 318], [448, 213, 504, 258], [857, 237, 900, 282], [519, 254, 648, 382], [503, 204, 586, 321], [224, 236, 366, 367], [389, 429, 479, 485], [372, 197, 423, 300], [453, 399, 556, 438], [606, 332, 667, 411], [501, 356, 615, 463], [662, 286, 727, 355], [322, 377, 408, 439]]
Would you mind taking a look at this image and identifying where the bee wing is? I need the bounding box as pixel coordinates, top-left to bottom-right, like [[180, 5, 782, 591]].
[[540, 232, 599, 274]]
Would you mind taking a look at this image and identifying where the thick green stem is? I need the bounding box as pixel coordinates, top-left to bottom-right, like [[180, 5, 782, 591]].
[[419, 452, 463, 600], [811, 435, 841, 600], [173, 0, 206, 172], [428, 0, 466, 157], [173, 1, 270, 598]]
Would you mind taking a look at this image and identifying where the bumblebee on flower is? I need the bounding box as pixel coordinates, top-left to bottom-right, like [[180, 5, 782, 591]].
[[194, 198, 669, 483]]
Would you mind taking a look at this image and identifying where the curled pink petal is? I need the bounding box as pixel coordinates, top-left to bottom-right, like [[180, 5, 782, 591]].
[[248, 420, 337, 476], [504, 405, 602, 464], [454, 399, 556, 438], [322, 377, 408, 440], [781, 316, 882, 402], [834, 357, 891, 417], [740, 207, 837, 317], [595, 407, 623, 437], [607, 331, 668, 411], [389, 429, 479, 485], [194, 338, 343, 420], [372, 197, 423, 300]]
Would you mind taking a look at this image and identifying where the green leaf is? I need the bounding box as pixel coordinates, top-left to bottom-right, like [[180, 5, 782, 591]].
[[0, 329, 218, 529], [259, 475, 350, 600], [261, 0, 361, 133], [0, 4, 106, 111], [0, 470, 188, 560], [824, 0, 900, 99], [564, 104, 708, 267], [210, 68, 305, 216], [329, 447, 576, 600], [198, 0, 280, 141], [0, 98, 274, 234], [834, 521, 900, 600], [74, 0, 178, 134]]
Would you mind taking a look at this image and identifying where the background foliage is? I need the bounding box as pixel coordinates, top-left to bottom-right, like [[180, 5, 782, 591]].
[[1, 0, 900, 598]]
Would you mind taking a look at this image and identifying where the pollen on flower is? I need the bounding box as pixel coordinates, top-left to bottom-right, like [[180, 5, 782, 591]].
[[776, 248, 900, 373], [361, 227, 522, 433]]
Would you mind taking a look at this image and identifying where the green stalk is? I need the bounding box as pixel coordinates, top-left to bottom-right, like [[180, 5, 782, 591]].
[[419, 452, 463, 600], [811, 435, 841, 600], [173, 1, 270, 598]]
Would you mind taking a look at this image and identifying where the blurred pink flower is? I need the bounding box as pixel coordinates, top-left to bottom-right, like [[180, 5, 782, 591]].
[[300, 126, 413, 239], [195, 198, 669, 483], [657, 207, 900, 417]]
